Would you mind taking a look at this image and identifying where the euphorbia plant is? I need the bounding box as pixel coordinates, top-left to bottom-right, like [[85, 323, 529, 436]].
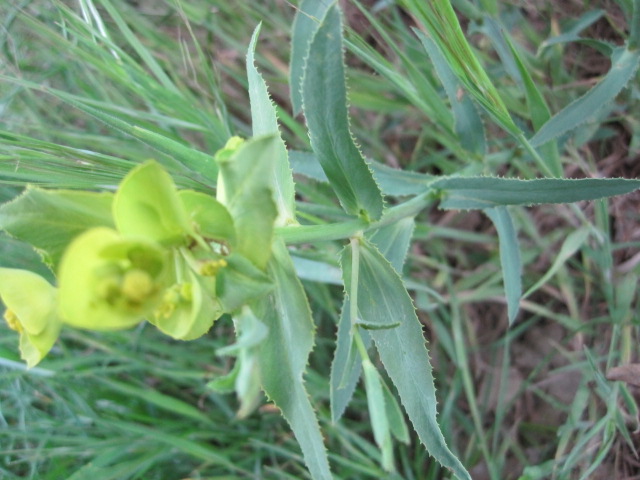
[[2, 1, 640, 479]]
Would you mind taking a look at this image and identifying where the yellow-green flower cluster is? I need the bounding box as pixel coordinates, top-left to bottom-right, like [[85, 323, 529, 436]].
[[1, 147, 273, 367]]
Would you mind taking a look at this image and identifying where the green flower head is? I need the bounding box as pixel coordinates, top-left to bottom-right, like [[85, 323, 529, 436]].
[[0, 268, 60, 367], [151, 254, 223, 341], [58, 227, 169, 330]]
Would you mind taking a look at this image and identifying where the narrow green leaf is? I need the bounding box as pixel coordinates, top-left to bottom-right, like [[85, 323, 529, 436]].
[[485, 207, 522, 324], [414, 29, 486, 155], [362, 359, 394, 471], [433, 176, 640, 210], [0, 188, 114, 268], [302, 4, 384, 221], [530, 47, 640, 147], [342, 239, 470, 480], [330, 295, 369, 422], [247, 24, 296, 226], [500, 29, 562, 177], [256, 240, 332, 480], [524, 227, 590, 298], [216, 135, 278, 270], [381, 378, 410, 444], [405, 0, 520, 137], [290, 0, 334, 114], [97, 377, 210, 423]]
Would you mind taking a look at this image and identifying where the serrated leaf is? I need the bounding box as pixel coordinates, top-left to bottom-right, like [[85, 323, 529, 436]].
[[302, 4, 384, 221], [216, 135, 278, 270], [330, 219, 414, 422], [415, 29, 486, 155], [485, 207, 522, 324], [255, 240, 332, 480], [530, 47, 640, 147], [0, 188, 114, 269], [290, 0, 335, 114], [342, 239, 470, 480], [247, 24, 296, 226], [433, 176, 640, 210]]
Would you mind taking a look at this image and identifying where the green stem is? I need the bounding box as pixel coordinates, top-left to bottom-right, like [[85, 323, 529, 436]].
[[276, 191, 434, 245]]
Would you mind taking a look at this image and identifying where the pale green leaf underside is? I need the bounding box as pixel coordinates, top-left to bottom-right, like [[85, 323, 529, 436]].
[[256, 240, 332, 480], [530, 47, 640, 147], [302, 4, 384, 220], [433, 176, 640, 210], [247, 24, 296, 226], [485, 207, 522, 324], [342, 240, 470, 480]]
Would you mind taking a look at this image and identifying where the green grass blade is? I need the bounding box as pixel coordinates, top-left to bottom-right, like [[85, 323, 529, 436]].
[[530, 47, 640, 147], [302, 4, 384, 221], [343, 239, 470, 480], [485, 207, 522, 324], [405, 0, 520, 137], [524, 227, 590, 298], [414, 29, 486, 155], [290, 0, 333, 115], [502, 32, 562, 177], [247, 24, 296, 226], [433, 176, 640, 209], [256, 240, 332, 480]]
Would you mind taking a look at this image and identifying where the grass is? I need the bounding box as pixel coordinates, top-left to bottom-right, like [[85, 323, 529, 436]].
[[1, 0, 639, 479]]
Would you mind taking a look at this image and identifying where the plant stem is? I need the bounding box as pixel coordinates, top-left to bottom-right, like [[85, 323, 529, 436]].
[[276, 191, 434, 244]]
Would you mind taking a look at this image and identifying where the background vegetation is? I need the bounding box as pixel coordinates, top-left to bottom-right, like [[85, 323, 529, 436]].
[[1, 0, 639, 479]]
